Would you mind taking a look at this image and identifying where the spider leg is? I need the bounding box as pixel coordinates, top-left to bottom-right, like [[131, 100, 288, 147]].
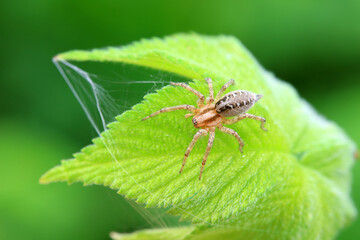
[[199, 128, 216, 180], [142, 104, 196, 121], [205, 78, 214, 104], [217, 124, 244, 153], [214, 79, 235, 102], [223, 113, 267, 131], [180, 129, 208, 174], [170, 82, 205, 107]]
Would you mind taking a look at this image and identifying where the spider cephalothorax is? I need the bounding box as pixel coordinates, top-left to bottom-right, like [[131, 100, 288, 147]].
[[142, 78, 267, 180]]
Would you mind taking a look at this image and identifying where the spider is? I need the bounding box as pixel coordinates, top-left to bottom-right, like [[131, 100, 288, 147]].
[[142, 78, 267, 180]]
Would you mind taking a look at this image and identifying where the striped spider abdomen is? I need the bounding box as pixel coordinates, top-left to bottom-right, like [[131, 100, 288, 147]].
[[215, 90, 263, 117]]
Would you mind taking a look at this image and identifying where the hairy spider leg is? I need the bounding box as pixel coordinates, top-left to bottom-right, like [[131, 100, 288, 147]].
[[170, 82, 205, 107], [217, 125, 244, 153], [179, 129, 208, 174], [205, 78, 214, 104], [199, 128, 216, 180], [214, 79, 235, 102], [223, 113, 267, 131], [142, 104, 196, 121]]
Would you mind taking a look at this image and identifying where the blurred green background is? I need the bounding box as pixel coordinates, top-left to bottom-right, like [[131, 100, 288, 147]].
[[1, 0, 359, 239]]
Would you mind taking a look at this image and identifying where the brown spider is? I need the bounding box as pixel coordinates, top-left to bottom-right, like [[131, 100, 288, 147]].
[[142, 78, 267, 180]]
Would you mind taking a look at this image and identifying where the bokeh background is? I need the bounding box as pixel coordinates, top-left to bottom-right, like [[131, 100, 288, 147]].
[[1, 0, 359, 239]]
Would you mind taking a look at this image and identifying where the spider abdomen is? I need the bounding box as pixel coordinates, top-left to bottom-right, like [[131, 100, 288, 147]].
[[215, 90, 263, 117]]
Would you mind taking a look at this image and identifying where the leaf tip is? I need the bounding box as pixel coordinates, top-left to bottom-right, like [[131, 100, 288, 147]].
[[52, 55, 61, 63], [38, 177, 48, 185], [39, 165, 67, 185]]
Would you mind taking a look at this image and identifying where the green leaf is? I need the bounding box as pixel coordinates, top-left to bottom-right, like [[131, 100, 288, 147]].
[[41, 34, 357, 239]]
